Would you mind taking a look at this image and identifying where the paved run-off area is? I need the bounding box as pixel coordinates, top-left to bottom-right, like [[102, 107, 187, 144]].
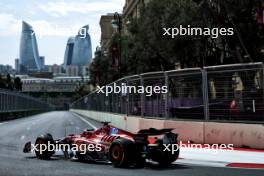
[[0, 111, 263, 176]]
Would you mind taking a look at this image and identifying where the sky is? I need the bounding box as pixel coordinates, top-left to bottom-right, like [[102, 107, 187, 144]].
[[0, 0, 124, 67]]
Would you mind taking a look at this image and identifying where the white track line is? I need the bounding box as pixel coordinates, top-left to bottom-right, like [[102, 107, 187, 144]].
[[175, 159, 228, 168], [175, 148, 264, 169], [71, 112, 98, 129], [180, 149, 264, 164], [0, 122, 8, 125]]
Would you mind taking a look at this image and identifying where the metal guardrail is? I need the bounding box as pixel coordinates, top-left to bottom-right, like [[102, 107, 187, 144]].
[[0, 89, 52, 113], [71, 63, 264, 123]]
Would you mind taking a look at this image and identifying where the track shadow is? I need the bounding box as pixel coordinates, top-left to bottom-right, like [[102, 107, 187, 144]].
[[24, 155, 61, 161], [144, 163, 190, 170], [72, 159, 111, 165], [80, 161, 191, 171], [24, 155, 190, 171]]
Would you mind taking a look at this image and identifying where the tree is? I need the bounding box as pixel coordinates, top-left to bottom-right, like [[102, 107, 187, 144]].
[[125, 0, 263, 71], [125, 0, 211, 72], [89, 35, 123, 86], [6, 74, 13, 90], [0, 75, 6, 89], [14, 77, 22, 91], [89, 0, 264, 85]]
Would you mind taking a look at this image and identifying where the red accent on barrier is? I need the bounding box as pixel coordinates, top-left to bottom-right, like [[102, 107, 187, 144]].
[[227, 163, 264, 169], [180, 142, 264, 153], [232, 148, 264, 153]]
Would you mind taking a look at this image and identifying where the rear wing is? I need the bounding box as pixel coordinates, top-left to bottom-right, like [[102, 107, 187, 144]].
[[137, 128, 174, 136]]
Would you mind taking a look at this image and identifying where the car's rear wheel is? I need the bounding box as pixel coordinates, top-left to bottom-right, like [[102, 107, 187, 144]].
[[109, 139, 135, 167], [158, 148, 179, 166], [154, 139, 179, 166], [35, 133, 55, 159], [134, 156, 146, 168]]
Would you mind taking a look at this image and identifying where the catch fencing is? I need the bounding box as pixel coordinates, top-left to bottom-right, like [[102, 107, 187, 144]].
[[0, 89, 52, 113], [71, 63, 264, 123]]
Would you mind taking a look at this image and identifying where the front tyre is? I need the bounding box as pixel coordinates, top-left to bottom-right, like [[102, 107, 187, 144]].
[[35, 133, 55, 159]]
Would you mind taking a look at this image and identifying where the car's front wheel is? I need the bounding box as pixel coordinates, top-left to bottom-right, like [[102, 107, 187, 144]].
[[35, 133, 55, 159]]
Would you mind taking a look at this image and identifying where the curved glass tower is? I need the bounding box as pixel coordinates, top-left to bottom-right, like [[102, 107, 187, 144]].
[[63, 25, 92, 69], [72, 25, 92, 66], [19, 21, 42, 73], [63, 37, 75, 69]]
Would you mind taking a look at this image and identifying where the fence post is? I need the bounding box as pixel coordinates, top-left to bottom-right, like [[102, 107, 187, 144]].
[[262, 64, 264, 103], [202, 69, 209, 121], [0, 93, 2, 111], [125, 79, 129, 116], [164, 72, 169, 118], [140, 75, 145, 117], [5, 93, 8, 111]]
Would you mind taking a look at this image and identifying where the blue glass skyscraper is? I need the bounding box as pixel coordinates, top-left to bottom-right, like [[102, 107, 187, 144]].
[[63, 37, 75, 69], [19, 21, 42, 73], [63, 25, 92, 69]]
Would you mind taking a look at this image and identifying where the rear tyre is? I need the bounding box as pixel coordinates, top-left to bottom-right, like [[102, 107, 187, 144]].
[[35, 133, 55, 159], [158, 148, 179, 166], [109, 139, 135, 167], [155, 139, 179, 167], [134, 156, 146, 168]]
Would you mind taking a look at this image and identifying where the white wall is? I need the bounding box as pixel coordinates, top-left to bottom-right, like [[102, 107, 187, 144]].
[[70, 109, 264, 149]]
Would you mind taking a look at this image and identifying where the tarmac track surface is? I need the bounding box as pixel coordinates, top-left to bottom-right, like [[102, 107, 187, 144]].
[[0, 111, 263, 176]]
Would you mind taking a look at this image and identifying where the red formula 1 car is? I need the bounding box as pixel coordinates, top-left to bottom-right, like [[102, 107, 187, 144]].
[[23, 122, 180, 167]]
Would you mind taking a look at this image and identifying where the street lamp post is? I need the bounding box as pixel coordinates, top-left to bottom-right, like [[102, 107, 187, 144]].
[[111, 12, 122, 78]]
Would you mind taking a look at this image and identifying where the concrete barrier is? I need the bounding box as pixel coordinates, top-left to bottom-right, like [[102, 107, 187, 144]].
[[70, 109, 264, 149], [0, 110, 48, 122], [164, 120, 205, 144], [204, 122, 264, 149]]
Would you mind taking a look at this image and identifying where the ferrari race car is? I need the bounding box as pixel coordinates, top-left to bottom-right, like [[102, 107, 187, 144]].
[[23, 122, 180, 167]]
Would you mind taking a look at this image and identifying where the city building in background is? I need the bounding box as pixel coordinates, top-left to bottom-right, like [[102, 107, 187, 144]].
[[39, 56, 45, 69], [63, 25, 92, 76], [8, 59, 90, 109], [28, 72, 53, 79], [15, 58, 20, 73], [72, 25, 92, 66], [98, 1, 151, 55], [66, 65, 79, 76], [21, 76, 90, 92], [22, 78, 78, 92], [100, 13, 115, 51], [123, 0, 148, 19], [19, 21, 43, 73], [63, 37, 75, 69], [122, 0, 151, 34], [81, 65, 90, 77], [47, 64, 63, 76], [0, 64, 13, 74], [21, 76, 91, 109], [53, 76, 90, 83]]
